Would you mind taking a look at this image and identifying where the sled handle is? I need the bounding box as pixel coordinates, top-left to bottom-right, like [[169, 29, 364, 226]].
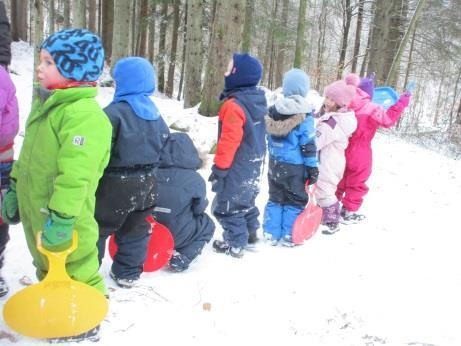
[[304, 181, 318, 207]]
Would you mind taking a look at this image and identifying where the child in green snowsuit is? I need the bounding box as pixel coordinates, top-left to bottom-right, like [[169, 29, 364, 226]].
[[1, 29, 111, 295]]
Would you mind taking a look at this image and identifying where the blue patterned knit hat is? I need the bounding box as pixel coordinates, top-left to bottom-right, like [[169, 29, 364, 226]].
[[41, 28, 105, 82]]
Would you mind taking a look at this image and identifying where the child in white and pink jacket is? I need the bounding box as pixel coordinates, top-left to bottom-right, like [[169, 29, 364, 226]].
[[315, 79, 357, 234]]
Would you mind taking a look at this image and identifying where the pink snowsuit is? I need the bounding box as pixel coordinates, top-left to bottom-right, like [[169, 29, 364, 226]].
[[336, 88, 407, 212]]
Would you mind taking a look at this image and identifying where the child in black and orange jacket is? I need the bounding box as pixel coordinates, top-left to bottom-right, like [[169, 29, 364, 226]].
[[209, 53, 267, 258]]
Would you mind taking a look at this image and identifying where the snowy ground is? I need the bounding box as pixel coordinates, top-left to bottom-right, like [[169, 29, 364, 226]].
[[1, 42, 460, 345]]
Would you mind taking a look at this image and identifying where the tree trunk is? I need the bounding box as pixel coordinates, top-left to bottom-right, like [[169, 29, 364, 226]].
[[49, 0, 56, 34], [262, 0, 276, 85], [88, 0, 97, 32], [130, 0, 138, 55], [101, 0, 114, 64], [367, 0, 393, 84], [73, 0, 87, 28], [315, 0, 328, 90], [351, 0, 364, 74], [449, 68, 461, 128], [386, 0, 427, 85], [148, 1, 156, 63], [177, 0, 188, 101], [165, 0, 180, 97], [157, 0, 168, 93], [64, 0, 71, 27], [293, 0, 307, 68], [184, 0, 204, 108], [433, 73, 445, 128], [336, 0, 352, 79], [33, 0, 44, 100], [274, 0, 289, 88], [359, 7, 373, 77], [111, 0, 131, 67], [199, 0, 245, 117], [137, 0, 149, 56], [11, 0, 28, 41], [397, 19, 417, 130], [241, 0, 255, 53]]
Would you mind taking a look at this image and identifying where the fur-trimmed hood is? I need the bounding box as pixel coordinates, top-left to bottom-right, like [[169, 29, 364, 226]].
[[265, 113, 305, 137]]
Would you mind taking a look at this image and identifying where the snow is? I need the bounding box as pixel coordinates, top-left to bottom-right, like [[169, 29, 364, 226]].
[[1, 42, 460, 346]]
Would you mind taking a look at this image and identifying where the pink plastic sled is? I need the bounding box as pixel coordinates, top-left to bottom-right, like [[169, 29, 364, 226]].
[[292, 183, 323, 244]]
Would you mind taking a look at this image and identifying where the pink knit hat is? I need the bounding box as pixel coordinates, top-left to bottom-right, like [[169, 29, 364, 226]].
[[324, 79, 356, 108]]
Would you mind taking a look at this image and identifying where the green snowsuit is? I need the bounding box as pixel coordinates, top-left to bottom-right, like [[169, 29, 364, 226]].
[[11, 86, 112, 294]]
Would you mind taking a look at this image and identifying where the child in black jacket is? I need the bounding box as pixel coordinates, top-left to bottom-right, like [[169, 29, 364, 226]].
[[95, 57, 170, 288]]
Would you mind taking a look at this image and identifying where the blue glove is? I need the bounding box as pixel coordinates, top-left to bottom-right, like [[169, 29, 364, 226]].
[[42, 210, 75, 252], [208, 165, 228, 193]]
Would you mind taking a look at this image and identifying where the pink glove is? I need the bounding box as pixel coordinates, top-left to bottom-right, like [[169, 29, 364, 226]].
[[399, 92, 411, 108]]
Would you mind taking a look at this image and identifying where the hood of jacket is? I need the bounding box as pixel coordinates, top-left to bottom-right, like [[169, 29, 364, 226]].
[[159, 132, 202, 170], [111, 57, 160, 121]]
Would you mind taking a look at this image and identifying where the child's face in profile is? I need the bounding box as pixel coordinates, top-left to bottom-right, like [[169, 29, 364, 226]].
[[323, 96, 339, 112], [37, 49, 68, 89], [224, 59, 234, 77]]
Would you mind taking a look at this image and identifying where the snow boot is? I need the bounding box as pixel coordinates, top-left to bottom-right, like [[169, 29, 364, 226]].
[[0, 273, 8, 297], [109, 270, 138, 289], [340, 208, 365, 224], [212, 240, 244, 258], [169, 252, 191, 272], [263, 233, 279, 246], [280, 235, 295, 247], [48, 325, 100, 343], [321, 223, 340, 235]]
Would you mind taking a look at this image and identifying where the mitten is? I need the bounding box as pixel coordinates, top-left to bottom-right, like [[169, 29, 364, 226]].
[[42, 210, 75, 252], [399, 92, 411, 108], [1, 179, 20, 224], [208, 165, 228, 193], [305, 166, 319, 185]]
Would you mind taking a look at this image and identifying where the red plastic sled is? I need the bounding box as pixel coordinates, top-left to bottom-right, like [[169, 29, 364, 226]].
[[108, 215, 174, 272], [292, 183, 323, 245]]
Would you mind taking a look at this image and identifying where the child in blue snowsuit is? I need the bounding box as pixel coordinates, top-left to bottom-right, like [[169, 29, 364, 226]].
[[263, 69, 319, 246], [209, 53, 267, 258], [95, 57, 170, 288], [152, 132, 215, 272]]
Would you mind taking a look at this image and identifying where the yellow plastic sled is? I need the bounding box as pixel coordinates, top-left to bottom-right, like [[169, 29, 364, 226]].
[[3, 231, 108, 339]]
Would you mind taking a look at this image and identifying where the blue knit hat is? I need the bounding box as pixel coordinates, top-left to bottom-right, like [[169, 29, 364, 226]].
[[224, 53, 262, 91], [282, 68, 310, 97], [41, 28, 105, 82]]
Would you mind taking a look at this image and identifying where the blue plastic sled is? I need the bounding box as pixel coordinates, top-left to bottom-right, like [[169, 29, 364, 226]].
[[372, 86, 399, 110]]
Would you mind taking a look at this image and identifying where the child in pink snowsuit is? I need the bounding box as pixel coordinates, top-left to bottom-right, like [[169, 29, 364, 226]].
[[315, 79, 357, 234], [0, 1, 19, 297], [336, 74, 411, 223]]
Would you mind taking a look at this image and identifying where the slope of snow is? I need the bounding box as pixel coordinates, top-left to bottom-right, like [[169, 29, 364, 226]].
[[1, 42, 460, 346]]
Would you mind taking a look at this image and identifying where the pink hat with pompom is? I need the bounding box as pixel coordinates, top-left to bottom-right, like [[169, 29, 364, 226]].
[[324, 76, 357, 107]]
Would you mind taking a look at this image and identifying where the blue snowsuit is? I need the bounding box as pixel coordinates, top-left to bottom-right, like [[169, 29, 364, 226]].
[[211, 88, 268, 248], [263, 95, 318, 241], [152, 133, 215, 262]]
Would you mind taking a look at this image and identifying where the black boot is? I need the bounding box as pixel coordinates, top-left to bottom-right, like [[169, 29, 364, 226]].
[[212, 240, 244, 258]]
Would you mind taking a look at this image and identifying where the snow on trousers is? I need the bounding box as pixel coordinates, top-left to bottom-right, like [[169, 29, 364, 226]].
[[95, 169, 156, 280], [263, 160, 307, 240]]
